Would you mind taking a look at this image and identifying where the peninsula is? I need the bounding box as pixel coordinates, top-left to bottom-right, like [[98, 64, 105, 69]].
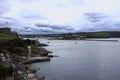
[[0, 27, 49, 80]]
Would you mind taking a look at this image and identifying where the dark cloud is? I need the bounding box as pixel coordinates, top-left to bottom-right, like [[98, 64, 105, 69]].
[[84, 12, 108, 22], [17, 26, 54, 34], [35, 24, 50, 27], [82, 20, 120, 32], [35, 23, 73, 31]]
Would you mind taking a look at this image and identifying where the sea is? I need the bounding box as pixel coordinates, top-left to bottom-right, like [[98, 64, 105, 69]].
[[32, 38, 120, 80]]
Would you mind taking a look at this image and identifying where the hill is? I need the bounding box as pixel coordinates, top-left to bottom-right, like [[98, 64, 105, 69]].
[[20, 31, 120, 40]]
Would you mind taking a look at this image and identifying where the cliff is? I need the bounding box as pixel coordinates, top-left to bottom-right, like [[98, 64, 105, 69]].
[[0, 27, 18, 38]]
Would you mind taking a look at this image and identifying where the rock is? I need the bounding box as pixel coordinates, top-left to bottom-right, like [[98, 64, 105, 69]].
[[0, 28, 11, 34], [29, 66, 37, 73], [47, 55, 58, 57], [24, 66, 29, 70], [32, 47, 49, 56], [21, 56, 27, 60], [24, 65, 37, 73], [38, 43, 48, 46], [11, 31, 19, 37], [27, 73, 36, 78], [47, 51, 52, 53]]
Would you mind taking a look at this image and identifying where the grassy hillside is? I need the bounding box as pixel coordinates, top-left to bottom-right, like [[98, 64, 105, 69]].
[[0, 33, 15, 39], [77, 31, 120, 38]]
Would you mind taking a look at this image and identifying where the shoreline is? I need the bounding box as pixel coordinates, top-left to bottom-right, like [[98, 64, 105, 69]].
[[23, 57, 50, 64], [84, 39, 119, 42], [20, 39, 51, 80]]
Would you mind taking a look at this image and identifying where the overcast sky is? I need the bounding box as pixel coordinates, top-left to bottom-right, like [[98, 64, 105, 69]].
[[0, 0, 120, 34]]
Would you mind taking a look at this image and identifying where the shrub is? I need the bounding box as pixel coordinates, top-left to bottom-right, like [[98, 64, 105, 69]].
[[12, 47, 26, 53], [0, 65, 13, 78]]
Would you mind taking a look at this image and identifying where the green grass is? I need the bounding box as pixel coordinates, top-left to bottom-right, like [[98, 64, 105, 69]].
[[0, 33, 14, 39], [93, 32, 111, 38], [5, 38, 28, 55]]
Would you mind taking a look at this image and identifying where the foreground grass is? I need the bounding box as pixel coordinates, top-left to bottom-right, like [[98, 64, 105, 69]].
[[0, 33, 15, 39]]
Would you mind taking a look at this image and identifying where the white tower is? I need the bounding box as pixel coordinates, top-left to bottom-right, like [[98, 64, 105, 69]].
[[28, 46, 31, 59]]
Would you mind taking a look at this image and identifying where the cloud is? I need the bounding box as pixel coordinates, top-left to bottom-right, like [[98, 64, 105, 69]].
[[84, 12, 108, 22], [19, 10, 47, 20], [0, 0, 10, 15], [35, 23, 74, 33], [0, 0, 120, 34]]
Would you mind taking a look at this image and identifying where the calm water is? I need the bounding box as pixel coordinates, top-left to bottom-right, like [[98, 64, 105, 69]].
[[33, 38, 120, 80]]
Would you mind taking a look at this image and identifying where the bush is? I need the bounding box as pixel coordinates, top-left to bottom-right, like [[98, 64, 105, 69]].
[[10, 38, 27, 47], [3, 38, 28, 55], [0, 65, 13, 78], [12, 47, 26, 53]]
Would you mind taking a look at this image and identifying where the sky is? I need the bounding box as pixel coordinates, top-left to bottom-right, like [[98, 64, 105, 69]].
[[0, 0, 120, 34]]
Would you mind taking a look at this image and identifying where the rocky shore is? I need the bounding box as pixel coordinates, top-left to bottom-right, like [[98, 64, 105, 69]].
[[12, 39, 51, 80], [0, 28, 51, 80]]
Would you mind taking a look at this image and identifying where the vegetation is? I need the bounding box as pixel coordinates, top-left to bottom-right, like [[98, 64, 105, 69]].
[[2, 38, 28, 56], [1, 38, 39, 56], [81, 32, 111, 38], [21, 31, 120, 39], [92, 32, 110, 37], [62, 35, 74, 40], [0, 33, 15, 39], [77, 31, 120, 38], [0, 65, 13, 79], [59, 31, 120, 39], [0, 28, 47, 79]]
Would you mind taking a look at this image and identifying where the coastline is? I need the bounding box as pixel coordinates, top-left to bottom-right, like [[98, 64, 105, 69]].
[[19, 38, 51, 80], [0, 37, 51, 79], [84, 39, 119, 42]]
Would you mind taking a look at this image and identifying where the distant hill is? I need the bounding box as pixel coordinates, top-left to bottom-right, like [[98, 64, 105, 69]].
[[77, 31, 120, 38], [20, 31, 120, 39]]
